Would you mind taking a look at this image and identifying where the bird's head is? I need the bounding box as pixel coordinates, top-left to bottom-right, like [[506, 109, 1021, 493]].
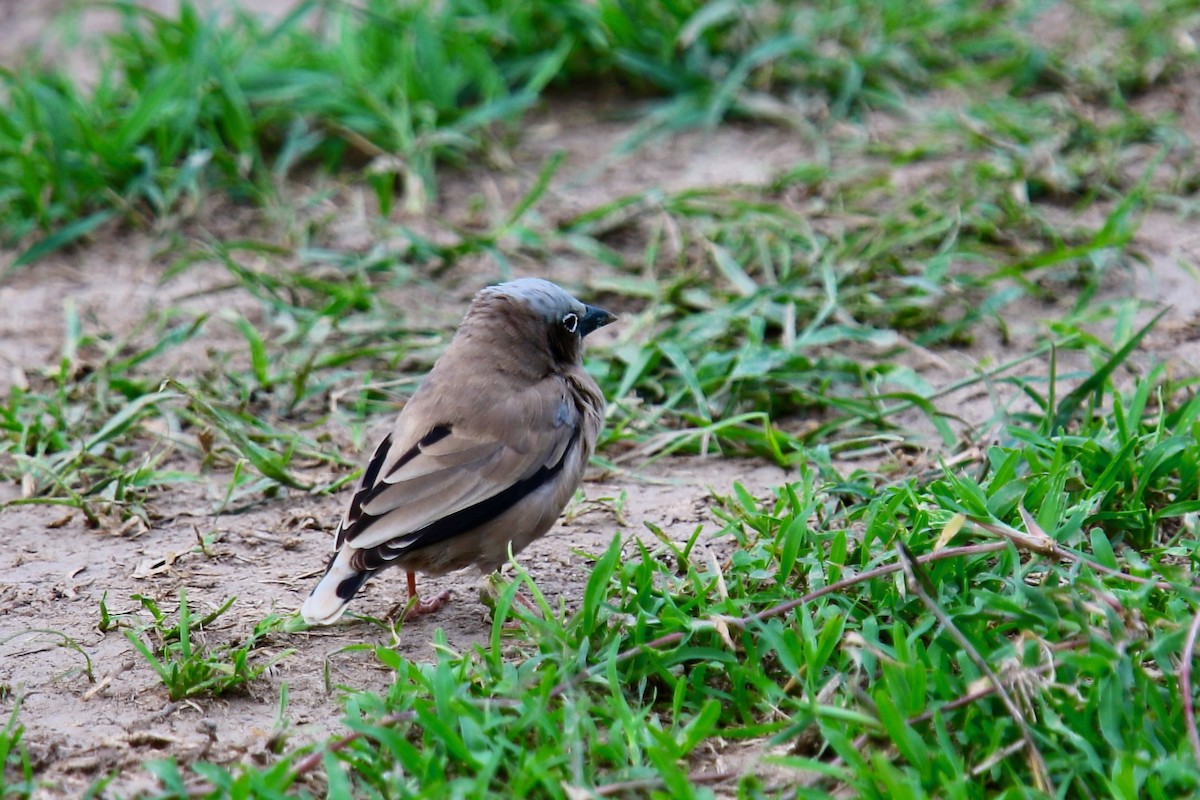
[[471, 278, 617, 367]]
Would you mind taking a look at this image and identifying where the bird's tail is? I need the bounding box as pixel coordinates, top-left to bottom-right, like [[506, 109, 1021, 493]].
[[301, 548, 372, 625]]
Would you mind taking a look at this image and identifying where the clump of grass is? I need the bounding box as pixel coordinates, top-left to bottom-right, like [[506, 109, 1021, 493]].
[[124, 590, 293, 702], [10, 0, 1161, 264], [1048, 0, 1200, 99], [1, 0, 558, 257], [168, 239, 433, 419], [0, 303, 203, 523], [531, 0, 1047, 136], [0, 696, 32, 800], [563, 158, 1142, 457], [975, 361, 1200, 554], [0, 286, 372, 519], [892, 94, 1187, 204]]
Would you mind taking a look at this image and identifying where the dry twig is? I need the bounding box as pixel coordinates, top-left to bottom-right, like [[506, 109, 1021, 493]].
[[896, 542, 1054, 794], [1181, 608, 1200, 770]]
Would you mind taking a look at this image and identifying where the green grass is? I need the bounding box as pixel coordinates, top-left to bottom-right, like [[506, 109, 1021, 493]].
[[130, 359, 1200, 798], [0, 696, 32, 800], [0, 297, 358, 521], [569, 156, 1149, 457], [1, 0, 1199, 796], [123, 590, 296, 702], [12, 125, 1141, 520], [0, 303, 201, 523], [5, 0, 1197, 265]]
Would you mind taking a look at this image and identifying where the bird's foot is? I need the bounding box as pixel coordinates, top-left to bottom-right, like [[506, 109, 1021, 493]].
[[480, 576, 544, 625], [511, 590, 543, 618], [386, 590, 452, 623]]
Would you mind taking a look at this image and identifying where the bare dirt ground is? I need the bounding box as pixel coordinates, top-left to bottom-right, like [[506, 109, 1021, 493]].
[[2, 2, 1200, 797]]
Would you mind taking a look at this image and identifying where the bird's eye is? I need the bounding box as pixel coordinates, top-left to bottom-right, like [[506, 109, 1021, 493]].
[[562, 312, 579, 333]]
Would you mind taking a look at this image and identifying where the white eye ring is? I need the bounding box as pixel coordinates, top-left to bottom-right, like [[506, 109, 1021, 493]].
[[562, 312, 579, 333]]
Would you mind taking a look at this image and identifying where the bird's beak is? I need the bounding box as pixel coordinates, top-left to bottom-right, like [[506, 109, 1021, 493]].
[[580, 305, 617, 337]]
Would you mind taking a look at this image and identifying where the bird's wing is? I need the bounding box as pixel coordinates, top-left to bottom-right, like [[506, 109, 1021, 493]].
[[334, 380, 580, 557]]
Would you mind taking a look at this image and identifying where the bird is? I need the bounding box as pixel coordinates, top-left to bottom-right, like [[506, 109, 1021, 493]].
[[300, 278, 616, 625]]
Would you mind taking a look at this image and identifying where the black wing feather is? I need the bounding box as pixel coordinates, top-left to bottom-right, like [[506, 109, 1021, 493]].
[[337, 425, 453, 547], [355, 425, 581, 571]]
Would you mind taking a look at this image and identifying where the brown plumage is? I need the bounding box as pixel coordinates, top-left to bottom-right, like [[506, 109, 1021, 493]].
[[301, 278, 616, 625]]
